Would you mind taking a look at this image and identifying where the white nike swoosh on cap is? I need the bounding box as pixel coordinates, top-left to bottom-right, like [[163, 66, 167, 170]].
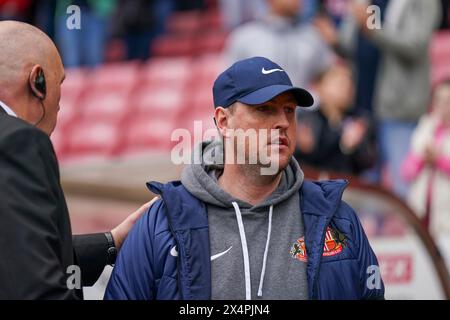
[[210, 246, 233, 261], [262, 67, 285, 74], [170, 245, 178, 257]]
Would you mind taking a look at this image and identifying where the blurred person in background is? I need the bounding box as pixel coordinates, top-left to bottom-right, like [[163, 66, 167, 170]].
[[314, 0, 390, 184], [220, 0, 320, 31], [153, 0, 175, 37], [219, 0, 268, 30], [0, 0, 33, 21], [321, 0, 441, 198], [315, 0, 390, 119], [402, 79, 450, 238], [0, 21, 153, 299], [55, 0, 117, 68], [295, 62, 375, 175], [224, 0, 334, 89], [299, 0, 321, 23], [32, 0, 57, 39], [318, 0, 349, 26], [111, 0, 171, 61]]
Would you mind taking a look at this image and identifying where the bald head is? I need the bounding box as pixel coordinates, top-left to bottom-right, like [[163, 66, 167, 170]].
[[0, 21, 65, 135], [0, 21, 62, 88]]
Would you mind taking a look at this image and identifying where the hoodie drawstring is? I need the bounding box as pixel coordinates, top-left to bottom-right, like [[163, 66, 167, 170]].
[[232, 202, 251, 300], [258, 204, 273, 297], [232, 202, 273, 300]]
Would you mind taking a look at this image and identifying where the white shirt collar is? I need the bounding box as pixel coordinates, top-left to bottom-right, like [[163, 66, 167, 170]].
[[0, 100, 17, 117]]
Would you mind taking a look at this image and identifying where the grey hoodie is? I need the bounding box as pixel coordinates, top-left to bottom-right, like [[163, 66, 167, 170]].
[[181, 140, 308, 300]]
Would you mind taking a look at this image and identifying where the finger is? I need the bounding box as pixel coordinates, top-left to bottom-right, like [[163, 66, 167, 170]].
[[137, 196, 159, 211], [131, 196, 160, 219], [142, 196, 160, 209]]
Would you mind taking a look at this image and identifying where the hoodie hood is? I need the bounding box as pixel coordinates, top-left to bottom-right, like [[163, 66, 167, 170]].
[[181, 139, 305, 211]]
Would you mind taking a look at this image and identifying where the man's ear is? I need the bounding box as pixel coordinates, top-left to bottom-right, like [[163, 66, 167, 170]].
[[28, 65, 45, 100], [214, 106, 232, 138]]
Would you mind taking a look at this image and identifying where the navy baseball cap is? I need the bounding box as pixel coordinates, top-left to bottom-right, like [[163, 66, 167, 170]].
[[213, 56, 314, 109]]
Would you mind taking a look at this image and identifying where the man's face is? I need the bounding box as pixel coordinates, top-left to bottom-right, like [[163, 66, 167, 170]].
[[39, 51, 65, 136], [225, 91, 298, 174]]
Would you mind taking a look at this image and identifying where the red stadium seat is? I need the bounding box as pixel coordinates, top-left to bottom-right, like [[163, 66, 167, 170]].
[[151, 34, 196, 57], [189, 86, 214, 112], [133, 86, 184, 121], [177, 83, 216, 144], [179, 112, 218, 148], [90, 62, 140, 93], [50, 126, 67, 161], [191, 54, 225, 83], [104, 39, 127, 63], [57, 80, 84, 158], [61, 68, 88, 100], [122, 116, 177, 153], [55, 51, 225, 161], [140, 57, 191, 86], [65, 120, 124, 158], [205, 0, 219, 10], [79, 90, 131, 122], [57, 93, 81, 131], [195, 30, 228, 54], [166, 11, 202, 36], [201, 9, 224, 31]]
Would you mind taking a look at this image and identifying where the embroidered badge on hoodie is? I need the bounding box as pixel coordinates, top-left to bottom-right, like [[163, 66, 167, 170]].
[[290, 226, 347, 262]]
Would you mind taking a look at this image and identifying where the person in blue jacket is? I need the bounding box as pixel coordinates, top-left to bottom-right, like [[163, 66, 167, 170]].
[[104, 57, 385, 300]]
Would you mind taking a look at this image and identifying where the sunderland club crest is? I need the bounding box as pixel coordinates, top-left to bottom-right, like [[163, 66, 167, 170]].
[[290, 226, 347, 262]]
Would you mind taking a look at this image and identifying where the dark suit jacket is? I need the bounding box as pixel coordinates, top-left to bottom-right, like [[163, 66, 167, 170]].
[[0, 108, 110, 299]]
